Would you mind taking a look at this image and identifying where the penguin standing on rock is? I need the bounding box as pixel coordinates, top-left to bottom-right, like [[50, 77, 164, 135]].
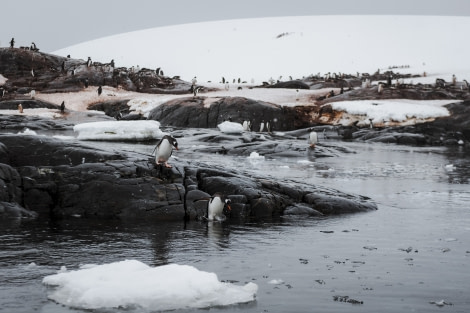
[[308, 129, 318, 149], [154, 135, 178, 168]]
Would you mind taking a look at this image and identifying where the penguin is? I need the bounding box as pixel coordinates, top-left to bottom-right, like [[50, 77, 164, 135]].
[[97, 85, 102, 96], [266, 120, 271, 133], [259, 120, 265, 132], [192, 85, 202, 97], [87, 57, 92, 67], [18, 103, 23, 113], [60, 101, 65, 113], [154, 135, 178, 168], [207, 193, 231, 221], [308, 129, 318, 149], [31, 69, 35, 77], [242, 120, 249, 131]]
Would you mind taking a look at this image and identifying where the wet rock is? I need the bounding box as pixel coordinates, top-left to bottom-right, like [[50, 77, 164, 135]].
[[0, 201, 37, 219], [0, 130, 377, 221]]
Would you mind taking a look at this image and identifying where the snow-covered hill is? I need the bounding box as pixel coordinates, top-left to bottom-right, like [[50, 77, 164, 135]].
[[53, 15, 470, 83]]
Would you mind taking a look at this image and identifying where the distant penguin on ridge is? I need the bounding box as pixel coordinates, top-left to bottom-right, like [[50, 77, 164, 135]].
[[154, 135, 178, 168], [87, 57, 92, 67]]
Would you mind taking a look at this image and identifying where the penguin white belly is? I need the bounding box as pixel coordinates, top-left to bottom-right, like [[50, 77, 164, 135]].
[[208, 197, 224, 221], [309, 131, 318, 145], [156, 140, 172, 162]]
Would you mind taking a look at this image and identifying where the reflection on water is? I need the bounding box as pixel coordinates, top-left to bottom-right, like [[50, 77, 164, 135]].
[[1, 140, 470, 313]]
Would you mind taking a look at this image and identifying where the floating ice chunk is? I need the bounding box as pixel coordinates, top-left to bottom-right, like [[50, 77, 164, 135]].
[[217, 121, 244, 134], [268, 279, 284, 285], [248, 151, 265, 159], [43, 260, 258, 311], [73, 120, 164, 141], [18, 128, 37, 136], [444, 164, 455, 171]]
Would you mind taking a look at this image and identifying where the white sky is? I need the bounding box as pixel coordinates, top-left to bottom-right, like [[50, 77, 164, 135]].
[[1, 0, 470, 52]]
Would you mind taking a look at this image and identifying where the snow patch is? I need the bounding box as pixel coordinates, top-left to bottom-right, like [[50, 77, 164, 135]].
[[331, 99, 454, 125], [248, 152, 265, 160], [73, 120, 164, 141], [218, 121, 244, 134]]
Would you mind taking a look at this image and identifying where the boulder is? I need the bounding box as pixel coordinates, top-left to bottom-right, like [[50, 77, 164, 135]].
[[147, 96, 317, 131]]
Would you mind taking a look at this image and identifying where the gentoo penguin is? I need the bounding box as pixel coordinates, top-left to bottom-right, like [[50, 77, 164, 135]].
[[242, 120, 249, 131], [207, 192, 231, 221], [60, 101, 65, 113], [259, 120, 265, 132], [97, 85, 102, 96], [154, 135, 178, 168], [192, 86, 202, 97], [308, 129, 318, 149], [87, 57, 92, 67]]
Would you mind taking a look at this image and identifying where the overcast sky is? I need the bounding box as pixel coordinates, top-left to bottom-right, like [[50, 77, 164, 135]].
[[1, 0, 470, 52]]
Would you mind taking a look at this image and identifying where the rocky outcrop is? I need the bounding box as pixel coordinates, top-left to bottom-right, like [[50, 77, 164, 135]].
[[0, 47, 192, 96], [0, 133, 376, 220], [147, 96, 317, 131], [336, 100, 470, 144]]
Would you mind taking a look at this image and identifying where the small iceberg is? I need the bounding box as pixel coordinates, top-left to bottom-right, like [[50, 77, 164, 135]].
[[42, 260, 258, 311]]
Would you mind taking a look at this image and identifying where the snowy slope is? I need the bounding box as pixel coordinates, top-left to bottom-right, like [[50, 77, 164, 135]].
[[53, 15, 470, 83]]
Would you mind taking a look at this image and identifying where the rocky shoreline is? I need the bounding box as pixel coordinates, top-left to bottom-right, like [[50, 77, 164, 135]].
[[1, 48, 469, 221]]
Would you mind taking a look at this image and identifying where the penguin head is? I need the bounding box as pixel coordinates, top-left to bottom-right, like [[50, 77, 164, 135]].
[[225, 198, 232, 211], [163, 135, 178, 150]]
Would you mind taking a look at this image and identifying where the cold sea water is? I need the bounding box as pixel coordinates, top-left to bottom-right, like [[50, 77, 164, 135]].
[[1, 138, 469, 313]]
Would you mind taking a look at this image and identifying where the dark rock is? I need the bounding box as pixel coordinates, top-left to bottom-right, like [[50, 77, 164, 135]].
[[0, 201, 37, 219], [0, 125, 377, 221], [264, 80, 310, 89], [147, 96, 318, 131], [0, 47, 192, 95]]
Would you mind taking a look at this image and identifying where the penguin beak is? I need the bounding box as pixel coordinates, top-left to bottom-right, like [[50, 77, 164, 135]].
[[226, 204, 231, 211]]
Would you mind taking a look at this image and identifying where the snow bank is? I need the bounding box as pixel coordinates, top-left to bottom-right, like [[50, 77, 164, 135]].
[[42, 260, 258, 311], [54, 16, 470, 83], [331, 99, 454, 124], [218, 121, 244, 134], [73, 120, 164, 141]]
